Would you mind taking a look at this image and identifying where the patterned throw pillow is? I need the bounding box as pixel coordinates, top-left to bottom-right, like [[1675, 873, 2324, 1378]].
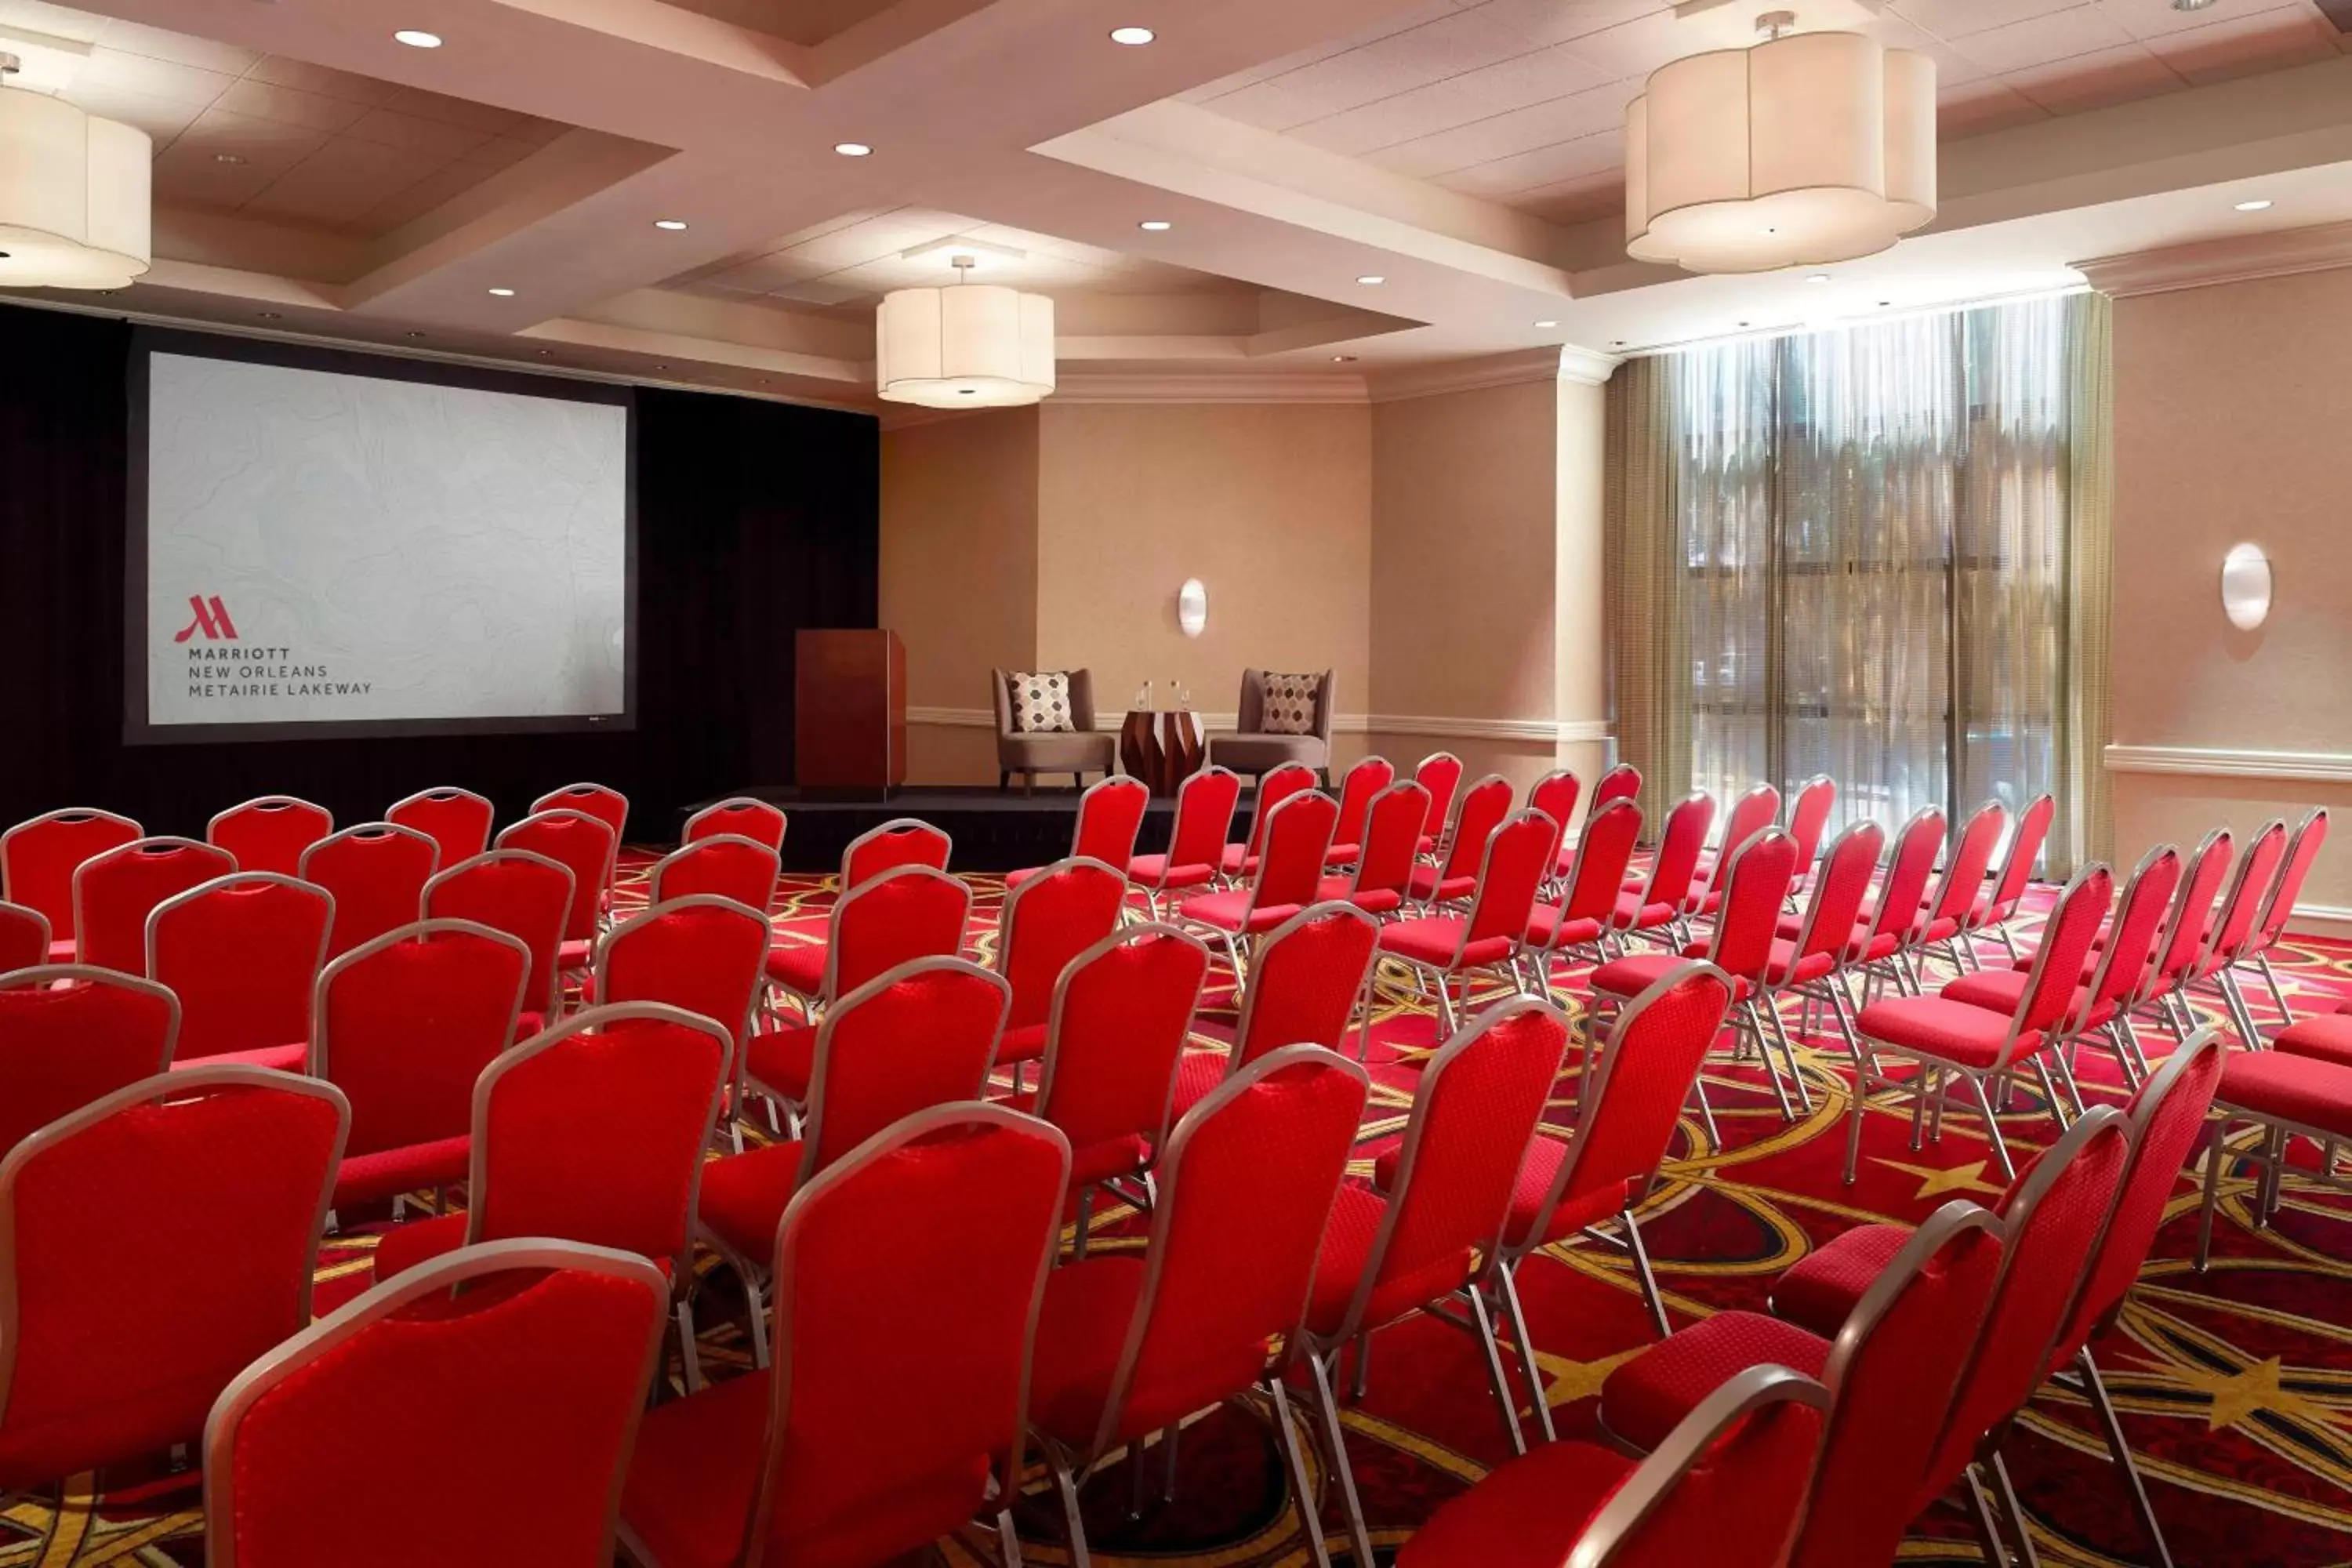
[[1258, 671, 1321, 735], [1009, 671, 1076, 734]]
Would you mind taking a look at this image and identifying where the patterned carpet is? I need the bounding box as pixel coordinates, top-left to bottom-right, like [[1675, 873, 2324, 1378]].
[[8, 860, 2350, 1567]]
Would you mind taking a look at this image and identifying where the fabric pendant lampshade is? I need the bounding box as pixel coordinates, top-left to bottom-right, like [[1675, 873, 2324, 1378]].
[[876, 281, 1056, 408], [0, 86, 151, 289], [1626, 28, 1934, 274]]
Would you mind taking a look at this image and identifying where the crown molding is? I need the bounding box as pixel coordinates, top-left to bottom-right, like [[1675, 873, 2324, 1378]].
[[1368, 344, 1622, 404], [2077, 220, 2352, 299], [2103, 743, 2352, 786], [1555, 344, 1624, 387], [1049, 371, 1370, 405]]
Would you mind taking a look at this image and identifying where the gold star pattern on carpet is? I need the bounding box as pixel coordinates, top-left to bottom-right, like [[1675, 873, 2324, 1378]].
[[1530, 1346, 1644, 1412], [1872, 1156, 2009, 1201], [2172, 1355, 2340, 1435]]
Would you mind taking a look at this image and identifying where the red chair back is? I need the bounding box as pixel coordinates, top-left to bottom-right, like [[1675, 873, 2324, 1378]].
[[1784, 774, 1837, 876], [2254, 806, 2329, 950], [1230, 902, 1379, 1071], [1553, 799, 1643, 938], [1529, 768, 1583, 869], [1867, 807, 1946, 942], [385, 787, 494, 867], [2201, 816, 2286, 974], [1980, 792, 2054, 925], [593, 896, 769, 1063], [0, 903, 45, 972], [1788, 820, 1884, 967], [1922, 800, 2006, 934], [1238, 762, 1319, 862], [840, 817, 951, 891], [2, 808, 140, 941], [1160, 766, 1243, 882], [1461, 811, 1556, 949], [2154, 827, 2233, 986], [205, 1240, 666, 1568], [1334, 999, 1569, 1338], [0, 1066, 346, 1487], [1034, 925, 1212, 1163], [2009, 866, 2114, 1046], [1436, 775, 1512, 883], [1350, 781, 1430, 902], [1069, 775, 1151, 866], [1638, 793, 1715, 918], [1330, 757, 1396, 851], [149, 874, 332, 1061], [800, 957, 1010, 1172], [1707, 785, 1781, 898], [470, 1004, 730, 1268], [997, 857, 1127, 1033], [1515, 964, 1733, 1252], [0, 967, 177, 1154], [208, 797, 333, 877], [648, 834, 779, 914], [1251, 789, 1339, 912], [825, 865, 971, 1002], [1706, 829, 1799, 983], [1594, 762, 1642, 808], [423, 850, 575, 1018], [684, 796, 788, 852], [73, 837, 235, 974], [753, 1106, 1066, 1567], [314, 920, 529, 1160], [530, 783, 627, 846], [2080, 845, 2181, 1026], [300, 823, 441, 960], [1784, 1202, 2005, 1568], [1069, 1047, 1368, 1457], [1916, 1107, 2131, 1503], [1412, 752, 1464, 845], [494, 811, 615, 944]]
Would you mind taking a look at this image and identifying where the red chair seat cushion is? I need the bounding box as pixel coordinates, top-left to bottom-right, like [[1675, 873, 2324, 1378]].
[[2218, 1051, 2352, 1139], [167, 1041, 308, 1074], [996, 1021, 1047, 1065], [1306, 1184, 1472, 1338], [622, 1370, 772, 1568], [1940, 968, 2031, 1015], [1004, 865, 1043, 891], [1379, 918, 1514, 971], [695, 1142, 805, 1261], [558, 938, 593, 967], [1615, 891, 1675, 930], [745, 1023, 815, 1100], [1393, 1436, 1633, 1568], [2275, 1014, 2352, 1071], [1769, 1223, 1910, 1338], [764, 942, 826, 996], [1762, 938, 1838, 987], [45, 937, 74, 962], [368, 1211, 468, 1283], [997, 1092, 1151, 1188], [1407, 865, 1476, 903], [1599, 1310, 1830, 1453], [1316, 873, 1401, 917], [1028, 1255, 1149, 1444], [1526, 906, 1605, 949], [332, 1135, 472, 1209], [1855, 996, 2034, 1069], [1502, 1136, 1626, 1250], [1324, 843, 1360, 866], [1217, 844, 1260, 877], [1128, 854, 1217, 891], [1178, 889, 1303, 936], [1592, 951, 1752, 1003]]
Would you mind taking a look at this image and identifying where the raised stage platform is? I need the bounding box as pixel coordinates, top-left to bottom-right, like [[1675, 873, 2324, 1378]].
[[695, 785, 1236, 873]]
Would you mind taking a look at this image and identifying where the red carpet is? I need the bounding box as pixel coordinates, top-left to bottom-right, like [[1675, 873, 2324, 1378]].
[[9, 861, 2350, 1566]]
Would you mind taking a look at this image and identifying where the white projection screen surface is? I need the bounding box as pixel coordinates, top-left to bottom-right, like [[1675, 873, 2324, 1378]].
[[130, 336, 634, 742]]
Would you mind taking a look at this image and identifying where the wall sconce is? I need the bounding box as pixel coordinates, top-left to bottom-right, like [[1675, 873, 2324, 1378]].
[[2220, 543, 2271, 631], [1178, 577, 1207, 638]]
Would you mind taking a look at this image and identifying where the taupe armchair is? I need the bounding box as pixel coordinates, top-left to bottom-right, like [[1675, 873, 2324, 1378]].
[[993, 667, 1117, 793], [1209, 668, 1333, 783]]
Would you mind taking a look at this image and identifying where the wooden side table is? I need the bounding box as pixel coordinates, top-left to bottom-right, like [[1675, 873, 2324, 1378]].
[[1120, 709, 1206, 797]]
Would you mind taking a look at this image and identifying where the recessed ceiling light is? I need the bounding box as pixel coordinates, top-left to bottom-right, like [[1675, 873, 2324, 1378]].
[[393, 29, 442, 49], [488, 286, 516, 297], [2234, 198, 2273, 212], [833, 141, 872, 157], [1332, 354, 1357, 363], [1138, 220, 1172, 231], [2172, 0, 2219, 11], [1109, 26, 1155, 45], [1534, 318, 1558, 328], [1356, 274, 1385, 285], [536, 349, 553, 357], [653, 218, 689, 230], [405, 330, 426, 339], [214, 153, 246, 165], [1806, 273, 1831, 284], [256, 310, 281, 321]]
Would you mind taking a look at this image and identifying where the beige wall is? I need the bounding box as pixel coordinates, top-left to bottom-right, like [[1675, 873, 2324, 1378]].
[[2110, 267, 2352, 920]]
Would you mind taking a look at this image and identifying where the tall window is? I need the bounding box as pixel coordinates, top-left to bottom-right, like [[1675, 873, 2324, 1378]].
[[1609, 293, 2111, 871]]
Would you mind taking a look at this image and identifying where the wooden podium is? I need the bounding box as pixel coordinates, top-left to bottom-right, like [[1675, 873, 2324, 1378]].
[[794, 630, 906, 793]]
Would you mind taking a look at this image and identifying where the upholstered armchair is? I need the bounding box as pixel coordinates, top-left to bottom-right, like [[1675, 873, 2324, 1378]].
[[993, 667, 1117, 793], [1209, 668, 1334, 782]]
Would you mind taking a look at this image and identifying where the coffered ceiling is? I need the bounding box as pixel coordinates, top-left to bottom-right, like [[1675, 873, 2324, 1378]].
[[5, 0, 2352, 410]]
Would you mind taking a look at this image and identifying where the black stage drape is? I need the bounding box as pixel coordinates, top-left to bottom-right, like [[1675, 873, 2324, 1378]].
[[0, 305, 877, 840]]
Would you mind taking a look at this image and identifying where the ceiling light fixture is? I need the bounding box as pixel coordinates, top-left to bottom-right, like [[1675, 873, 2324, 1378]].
[[1356, 274, 1385, 285], [2234, 198, 2273, 212], [1138, 220, 1172, 231], [1625, 11, 1936, 274], [487, 286, 516, 296], [2172, 0, 2219, 11], [256, 310, 281, 320], [653, 218, 688, 230], [1332, 354, 1357, 362], [392, 29, 443, 48], [1534, 318, 1559, 328], [1806, 272, 1831, 283], [877, 252, 1055, 409], [833, 141, 872, 157], [1109, 26, 1155, 45], [0, 53, 151, 289]]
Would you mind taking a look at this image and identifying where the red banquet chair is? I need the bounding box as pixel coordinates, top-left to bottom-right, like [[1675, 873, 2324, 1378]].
[[1962, 792, 2054, 962], [1024, 1047, 1369, 1567], [1410, 771, 1512, 907], [385, 786, 494, 867], [1751, 818, 1885, 1073], [647, 833, 780, 916], [0, 1065, 347, 1493], [1303, 997, 1571, 1559], [1819, 804, 1945, 999], [495, 809, 619, 974], [2134, 825, 2233, 1040], [2190, 815, 2292, 1046], [1489, 963, 1736, 1438], [208, 796, 334, 877], [1219, 760, 1318, 880], [310, 920, 530, 1211], [1181, 788, 1339, 977], [0, 965, 177, 1153], [368, 1001, 732, 1384], [1010, 923, 1210, 1249], [622, 1104, 1067, 1568], [1617, 792, 1714, 949], [1595, 1199, 2005, 1568], [1007, 774, 1151, 891], [1410, 750, 1465, 856], [2, 807, 140, 957], [1528, 767, 1583, 884], [423, 849, 575, 1027], [1783, 773, 1837, 890], [72, 836, 234, 975], [838, 815, 953, 890], [593, 895, 768, 1125], [1171, 902, 1379, 1115], [716, 958, 1011, 1363], [299, 822, 440, 960], [2237, 804, 2329, 1026], [1396, 1363, 1830, 1568], [1381, 810, 1555, 1037], [149, 873, 332, 1072], [1127, 764, 1243, 916], [1846, 862, 2113, 1183], [761, 861, 971, 1028], [531, 782, 629, 848], [987, 855, 1128, 1073], [2198, 1029, 2352, 1273], [1592, 760, 1642, 809], [1316, 779, 1428, 919], [1692, 782, 1780, 918], [1911, 798, 2008, 976], [0, 902, 46, 972], [204, 1239, 669, 1568], [1522, 797, 1644, 987], [683, 795, 788, 852], [1324, 755, 1397, 866]]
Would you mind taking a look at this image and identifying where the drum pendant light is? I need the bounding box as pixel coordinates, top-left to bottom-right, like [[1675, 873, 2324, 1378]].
[[0, 52, 152, 289], [876, 253, 1056, 408]]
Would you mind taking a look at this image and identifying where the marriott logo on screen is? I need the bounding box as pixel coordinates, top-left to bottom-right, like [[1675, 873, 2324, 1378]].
[[172, 594, 238, 642], [166, 593, 372, 701]]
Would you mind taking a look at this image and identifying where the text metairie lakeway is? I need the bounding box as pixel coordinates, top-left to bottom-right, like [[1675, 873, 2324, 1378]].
[[183, 644, 371, 700]]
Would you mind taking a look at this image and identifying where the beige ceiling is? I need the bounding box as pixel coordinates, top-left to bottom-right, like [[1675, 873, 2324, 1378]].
[[653, 0, 906, 47], [1186, 0, 2352, 222], [0, 1, 571, 238]]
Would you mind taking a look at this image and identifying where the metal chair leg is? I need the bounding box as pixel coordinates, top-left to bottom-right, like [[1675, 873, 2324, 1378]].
[[1051, 1456, 1093, 1568], [2195, 1118, 2227, 1271], [1762, 1002, 1814, 1114], [1622, 1209, 1672, 1338], [1989, 1451, 2042, 1568], [1494, 1261, 1554, 1445], [1967, 1073, 2018, 1182], [1348, 1334, 1371, 1402], [2256, 952, 2295, 1025], [2078, 1346, 2176, 1568], [674, 1296, 704, 1393], [1963, 1465, 2013, 1566], [1307, 1351, 1379, 1566], [1265, 1377, 1337, 1568]]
